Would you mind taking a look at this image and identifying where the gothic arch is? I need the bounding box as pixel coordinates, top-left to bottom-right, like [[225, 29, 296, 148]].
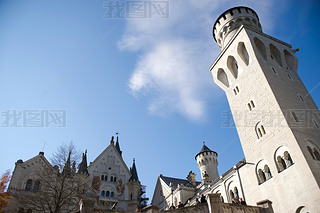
[[254, 37, 267, 60], [217, 68, 230, 87], [306, 140, 320, 161], [237, 42, 250, 66], [227, 56, 239, 79], [269, 43, 282, 66], [284, 50, 296, 71]]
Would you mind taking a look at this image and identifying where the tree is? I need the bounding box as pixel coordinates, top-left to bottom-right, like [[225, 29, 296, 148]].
[[0, 170, 12, 212], [50, 141, 81, 171], [13, 143, 94, 213]]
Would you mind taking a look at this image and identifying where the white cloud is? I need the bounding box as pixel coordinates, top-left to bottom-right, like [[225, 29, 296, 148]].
[[119, 0, 276, 121]]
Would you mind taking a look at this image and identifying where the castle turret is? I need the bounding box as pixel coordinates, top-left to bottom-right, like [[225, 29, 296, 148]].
[[78, 150, 89, 175], [127, 159, 141, 211], [195, 143, 218, 182], [210, 6, 320, 212], [213, 6, 261, 49]]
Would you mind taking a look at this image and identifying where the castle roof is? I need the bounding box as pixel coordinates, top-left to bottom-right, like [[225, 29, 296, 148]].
[[129, 158, 139, 182], [78, 150, 89, 175], [159, 175, 201, 187], [195, 144, 218, 159]]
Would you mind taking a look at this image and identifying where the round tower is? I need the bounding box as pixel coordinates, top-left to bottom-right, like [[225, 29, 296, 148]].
[[213, 6, 261, 49], [195, 143, 219, 182]]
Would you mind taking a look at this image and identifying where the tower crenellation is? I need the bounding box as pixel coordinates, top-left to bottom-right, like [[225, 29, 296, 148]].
[[213, 6, 261, 49]]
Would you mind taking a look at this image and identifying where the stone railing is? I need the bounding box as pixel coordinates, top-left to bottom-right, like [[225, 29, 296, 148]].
[[143, 194, 269, 213]]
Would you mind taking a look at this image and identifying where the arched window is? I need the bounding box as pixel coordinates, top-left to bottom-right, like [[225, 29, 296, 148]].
[[110, 176, 113, 182], [306, 141, 320, 161], [264, 165, 272, 180], [111, 191, 114, 198], [234, 187, 239, 198], [25, 179, 32, 191], [284, 50, 296, 71], [101, 190, 105, 196], [33, 180, 40, 192], [284, 151, 293, 166], [254, 37, 267, 60], [314, 149, 320, 160], [106, 191, 110, 197], [104, 175, 108, 181], [256, 160, 272, 184], [307, 146, 315, 159], [269, 44, 282, 66], [255, 122, 266, 139], [227, 56, 239, 78], [114, 177, 117, 182], [130, 193, 133, 200], [101, 175, 104, 181], [277, 156, 286, 172], [237, 42, 249, 66], [217, 68, 229, 88], [229, 190, 234, 199], [258, 169, 266, 183]]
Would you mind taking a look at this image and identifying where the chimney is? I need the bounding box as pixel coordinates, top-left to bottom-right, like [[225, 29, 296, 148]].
[[187, 171, 196, 186]]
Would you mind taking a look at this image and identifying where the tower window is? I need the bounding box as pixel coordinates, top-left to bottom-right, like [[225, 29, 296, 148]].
[[271, 67, 277, 75], [233, 86, 240, 95], [247, 99, 255, 111], [111, 191, 114, 197], [101, 190, 105, 196], [287, 73, 293, 80], [275, 147, 294, 172], [306, 141, 320, 161], [255, 122, 266, 139], [313, 120, 319, 129], [292, 111, 299, 122], [105, 175, 108, 181], [110, 176, 113, 182], [33, 181, 40, 192], [101, 175, 104, 181], [106, 191, 110, 197], [25, 179, 32, 191], [298, 94, 305, 103]]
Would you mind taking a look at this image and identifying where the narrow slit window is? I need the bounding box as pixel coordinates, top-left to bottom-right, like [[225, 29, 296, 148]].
[[248, 103, 252, 111], [298, 94, 305, 103], [250, 100, 255, 108], [292, 111, 299, 122], [287, 73, 293, 80], [313, 120, 319, 128]]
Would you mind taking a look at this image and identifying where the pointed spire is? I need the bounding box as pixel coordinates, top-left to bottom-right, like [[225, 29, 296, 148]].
[[62, 151, 72, 177], [129, 158, 139, 182], [78, 149, 89, 175], [115, 132, 122, 157], [195, 141, 218, 159]]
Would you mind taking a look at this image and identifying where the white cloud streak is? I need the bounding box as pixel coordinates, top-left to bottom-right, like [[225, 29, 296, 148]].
[[119, 0, 275, 121]]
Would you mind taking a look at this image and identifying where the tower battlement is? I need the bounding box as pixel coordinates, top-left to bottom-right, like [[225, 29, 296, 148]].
[[213, 6, 261, 49]]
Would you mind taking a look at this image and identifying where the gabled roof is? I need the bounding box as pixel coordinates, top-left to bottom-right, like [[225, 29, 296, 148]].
[[159, 175, 201, 187], [87, 140, 131, 175], [21, 152, 54, 170]]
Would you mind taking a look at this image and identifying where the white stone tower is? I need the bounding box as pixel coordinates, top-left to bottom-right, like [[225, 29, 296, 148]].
[[195, 143, 219, 182], [210, 6, 320, 213]]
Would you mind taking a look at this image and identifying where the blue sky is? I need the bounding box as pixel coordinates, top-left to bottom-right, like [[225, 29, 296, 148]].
[[0, 0, 319, 201]]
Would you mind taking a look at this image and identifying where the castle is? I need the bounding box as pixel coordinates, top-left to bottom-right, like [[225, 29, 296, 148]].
[[7, 136, 145, 212], [151, 6, 320, 213], [5, 6, 320, 213]]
